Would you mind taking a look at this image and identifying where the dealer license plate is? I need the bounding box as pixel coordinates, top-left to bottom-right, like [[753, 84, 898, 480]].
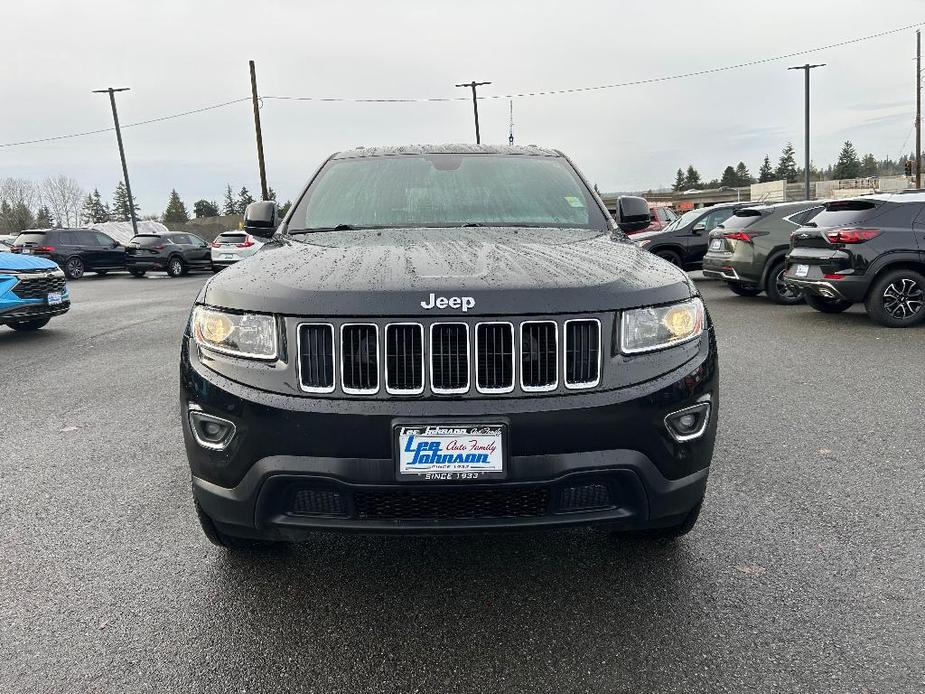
[[220, 254, 235, 260], [794, 264, 809, 277], [21, 248, 32, 254], [396, 424, 505, 480], [47, 292, 63, 305], [709, 239, 723, 251]]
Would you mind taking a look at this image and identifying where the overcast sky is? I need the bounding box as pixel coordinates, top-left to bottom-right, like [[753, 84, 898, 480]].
[[3, 0, 923, 214]]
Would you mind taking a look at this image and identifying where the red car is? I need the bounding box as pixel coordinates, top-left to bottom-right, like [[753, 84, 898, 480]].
[[638, 206, 678, 234]]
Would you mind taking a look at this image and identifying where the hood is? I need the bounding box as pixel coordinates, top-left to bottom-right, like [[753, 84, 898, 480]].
[[0, 251, 59, 272], [201, 227, 695, 316]]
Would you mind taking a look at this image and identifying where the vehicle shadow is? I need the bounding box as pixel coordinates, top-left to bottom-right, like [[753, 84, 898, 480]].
[[178, 530, 721, 691]]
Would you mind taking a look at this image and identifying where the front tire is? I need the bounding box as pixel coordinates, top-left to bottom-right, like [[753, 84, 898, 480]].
[[64, 257, 84, 280], [726, 282, 762, 297], [166, 256, 186, 277], [656, 250, 683, 267], [765, 262, 804, 305], [8, 317, 51, 331], [865, 268, 925, 327], [805, 293, 853, 314]]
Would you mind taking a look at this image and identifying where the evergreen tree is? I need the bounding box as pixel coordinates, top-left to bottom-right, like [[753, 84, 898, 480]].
[[758, 154, 774, 183], [193, 199, 220, 218], [775, 143, 798, 183], [720, 166, 738, 188], [81, 188, 110, 224], [683, 165, 701, 190], [734, 162, 754, 186], [859, 153, 878, 178], [111, 181, 138, 222], [0, 201, 35, 235], [162, 189, 190, 224], [0, 200, 11, 234], [267, 186, 277, 201], [832, 141, 862, 179], [35, 205, 53, 228], [672, 168, 685, 192], [279, 200, 292, 217], [222, 184, 236, 215], [236, 186, 255, 214]]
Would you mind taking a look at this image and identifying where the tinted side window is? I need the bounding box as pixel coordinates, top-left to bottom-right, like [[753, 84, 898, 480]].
[[702, 208, 733, 232], [94, 232, 116, 246]]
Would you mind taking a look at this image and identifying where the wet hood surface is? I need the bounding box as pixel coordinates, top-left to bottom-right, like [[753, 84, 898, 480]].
[[201, 227, 695, 316], [0, 251, 59, 272]]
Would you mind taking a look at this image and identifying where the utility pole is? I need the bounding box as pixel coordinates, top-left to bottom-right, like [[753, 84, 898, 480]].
[[455, 80, 491, 144], [916, 30, 921, 188], [249, 60, 269, 200], [92, 87, 138, 235], [788, 63, 825, 200]]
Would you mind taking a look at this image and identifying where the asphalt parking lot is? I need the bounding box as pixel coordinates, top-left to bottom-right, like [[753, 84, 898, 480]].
[[1, 272, 923, 694]]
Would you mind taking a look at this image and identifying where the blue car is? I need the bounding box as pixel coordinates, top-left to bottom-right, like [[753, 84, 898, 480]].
[[0, 251, 70, 331]]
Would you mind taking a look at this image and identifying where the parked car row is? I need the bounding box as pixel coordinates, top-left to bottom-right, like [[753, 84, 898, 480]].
[[7, 228, 263, 279], [662, 194, 925, 328]]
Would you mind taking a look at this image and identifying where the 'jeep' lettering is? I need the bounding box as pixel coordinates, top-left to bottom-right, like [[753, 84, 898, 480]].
[[420, 293, 476, 312]]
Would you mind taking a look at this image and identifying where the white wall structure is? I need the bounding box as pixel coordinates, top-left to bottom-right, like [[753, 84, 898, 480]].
[[749, 180, 787, 203], [89, 220, 168, 244]]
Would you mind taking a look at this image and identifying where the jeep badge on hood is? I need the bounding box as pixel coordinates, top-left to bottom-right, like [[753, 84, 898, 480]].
[[420, 293, 476, 312]]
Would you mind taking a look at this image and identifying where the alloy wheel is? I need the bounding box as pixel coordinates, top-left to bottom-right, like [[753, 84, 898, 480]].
[[882, 277, 924, 319], [170, 259, 183, 276], [775, 268, 801, 301], [66, 258, 84, 279]]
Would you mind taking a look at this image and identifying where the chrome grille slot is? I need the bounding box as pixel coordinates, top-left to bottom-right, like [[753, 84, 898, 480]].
[[430, 323, 469, 394], [476, 322, 514, 393], [564, 319, 601, 389], [298, 323, 335, 393], [520, 321, 558, 391], [340, 324, 379, 394], [385, 323, 424, 394]]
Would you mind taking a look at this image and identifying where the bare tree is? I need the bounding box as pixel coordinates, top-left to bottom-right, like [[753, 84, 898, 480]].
[[40, 175, 84, 228], [0, 177, 38, 210]]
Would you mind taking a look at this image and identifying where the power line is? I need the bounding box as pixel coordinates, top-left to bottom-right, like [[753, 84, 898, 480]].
[[0, 97, 251, 148], [2, 22, 923, 149]]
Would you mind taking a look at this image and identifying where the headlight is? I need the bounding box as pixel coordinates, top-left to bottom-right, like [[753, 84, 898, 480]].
[[192, 306, 277, 360], [621, 298, 705, 354]]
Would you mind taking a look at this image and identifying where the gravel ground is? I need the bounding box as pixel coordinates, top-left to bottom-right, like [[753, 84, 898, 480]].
[[1, 271, 922, 693]]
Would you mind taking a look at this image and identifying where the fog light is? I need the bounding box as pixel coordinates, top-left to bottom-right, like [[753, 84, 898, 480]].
[[664, 402, 711, 442], [188, 405, 236, 451]]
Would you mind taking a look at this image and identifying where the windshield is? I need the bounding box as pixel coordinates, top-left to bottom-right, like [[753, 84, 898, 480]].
[[288, 154, 609, 232], [662, 208, 702, 232]]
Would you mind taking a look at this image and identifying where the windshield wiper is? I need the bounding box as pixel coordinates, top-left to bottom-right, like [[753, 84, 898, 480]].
[[803, 221, 818, 228], [289, 224, 357, 234]]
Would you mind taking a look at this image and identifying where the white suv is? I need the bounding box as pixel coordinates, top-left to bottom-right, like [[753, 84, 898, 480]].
[[210, 231, 264, 271]]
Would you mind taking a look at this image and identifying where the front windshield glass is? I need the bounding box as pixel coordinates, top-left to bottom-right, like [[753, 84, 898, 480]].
[[288, 154, 609, 231], [662, 208, 702, 232]]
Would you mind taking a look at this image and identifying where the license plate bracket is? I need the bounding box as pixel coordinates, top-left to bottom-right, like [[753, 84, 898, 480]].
[[393, 421, 508, 482], [709, 239, 723, 251], [47, 292, 63, 305], [794, 264, 809, 277]]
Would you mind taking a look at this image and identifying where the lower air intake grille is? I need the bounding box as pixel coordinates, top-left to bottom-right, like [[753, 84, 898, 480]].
[[299, 324, 335, 392], [564, 319, 600, 388], [476, 322, 514, 392], [289, 489, 347, 517], [353, 487, 550, 520], [557, 483, 613, 512], [385, 324, 424, 393], [520, 321, 557, 390], [341, 324, 379, 394], [430, 323, 469, 393]]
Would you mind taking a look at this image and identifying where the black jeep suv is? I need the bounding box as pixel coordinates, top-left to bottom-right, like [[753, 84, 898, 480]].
[[784, 194, 925, 327], [181, 145, 718, 548], [632, 201, 748, 269]]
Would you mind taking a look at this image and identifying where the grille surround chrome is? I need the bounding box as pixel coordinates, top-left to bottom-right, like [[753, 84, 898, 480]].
[[384, 322, 425, 395], [563, 318, 602, 390], [519, 320, 559, 393], [296, 322, 337, 394], [340, 323, 380, 395], [475, 321, 515, 394], [429, 322, 470, 395]]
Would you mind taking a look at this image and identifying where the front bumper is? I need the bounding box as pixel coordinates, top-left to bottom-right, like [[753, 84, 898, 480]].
[[0, 299, 70, 324], [181, 330, 719, 537]]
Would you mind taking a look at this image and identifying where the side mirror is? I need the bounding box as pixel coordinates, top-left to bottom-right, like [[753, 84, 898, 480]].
[[692, 222, 707, 233], [243, 201, 279, 240], [615, 195, 651, 234]]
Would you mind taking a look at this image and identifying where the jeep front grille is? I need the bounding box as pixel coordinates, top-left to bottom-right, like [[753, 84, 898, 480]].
[[297, 316, 606, 397], [298, 324, 335, 393], [564, 319, 601, 389], [520, 321, 558, 391], [476, 322, 514, 393], [385, 323, 424, 394], [341, 324, 379, 394], [430, 323, 469, 394]]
